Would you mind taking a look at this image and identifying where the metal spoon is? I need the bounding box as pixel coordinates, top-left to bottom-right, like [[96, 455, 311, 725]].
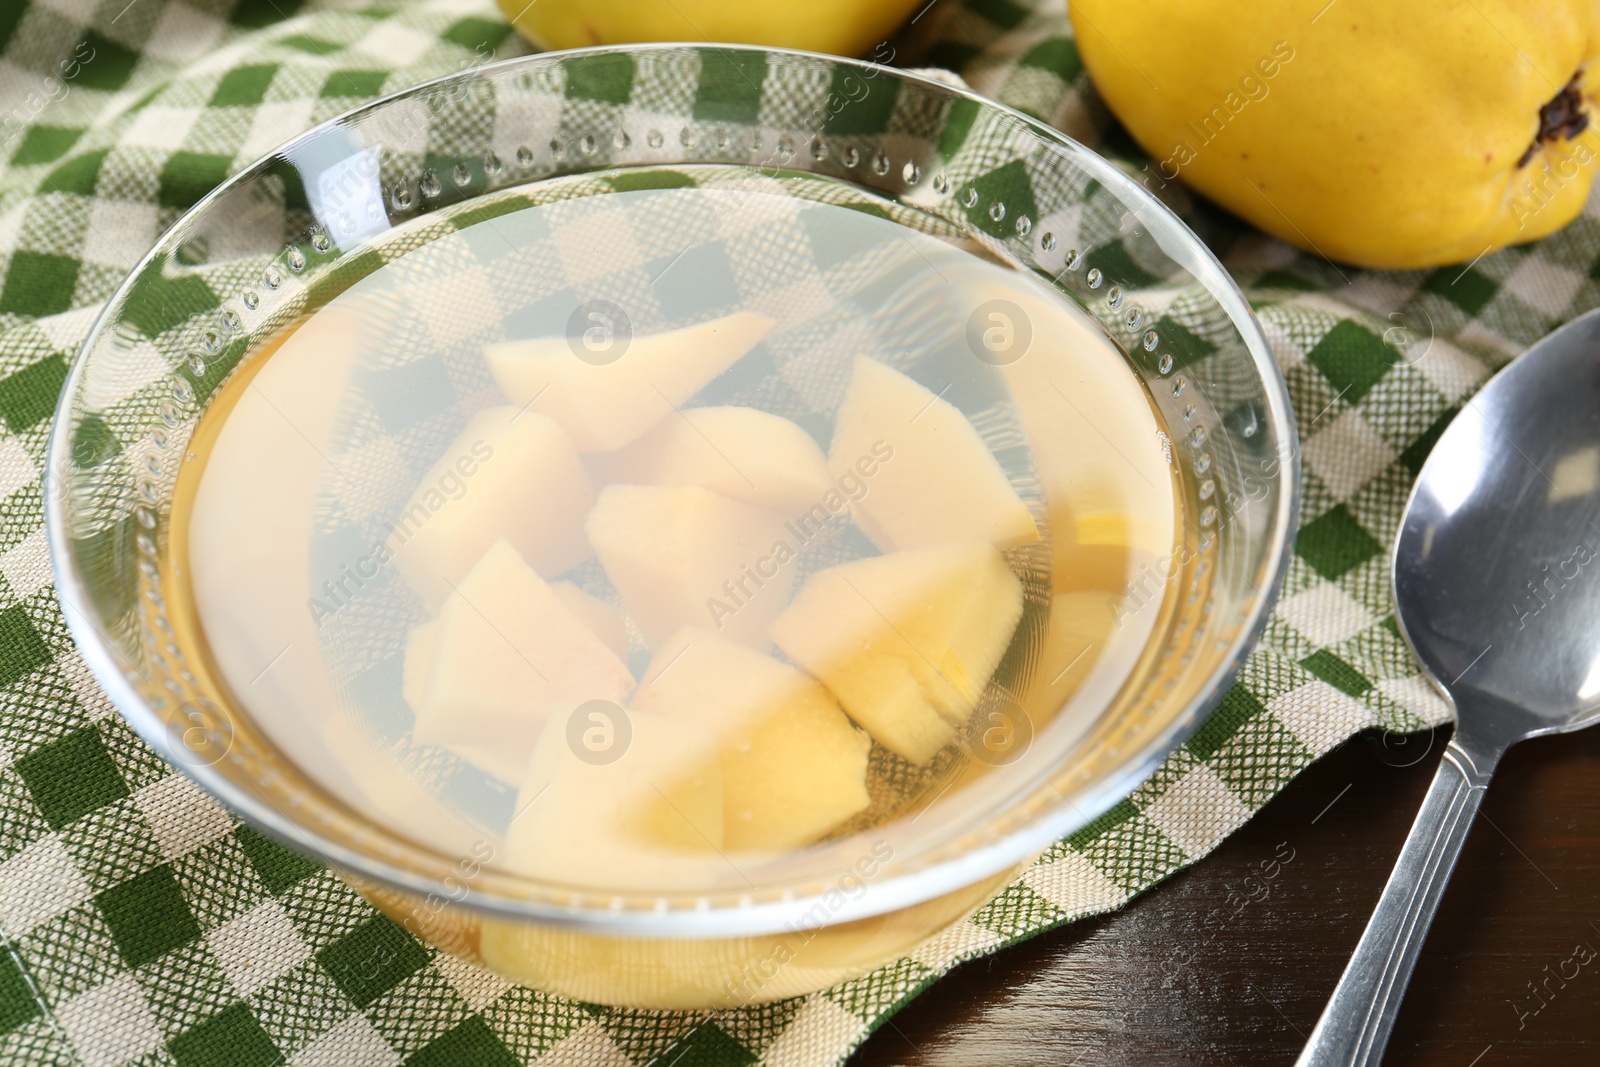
[[1296, 307, 1600, 1066]]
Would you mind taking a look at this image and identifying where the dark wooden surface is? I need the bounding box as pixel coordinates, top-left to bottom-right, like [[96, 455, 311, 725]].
[[850, 726, 1600, 1066]]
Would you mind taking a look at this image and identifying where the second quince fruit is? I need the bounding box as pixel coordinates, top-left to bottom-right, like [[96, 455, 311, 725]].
[[1069, 0, 1600, 269], [498, 0, 924, 58]]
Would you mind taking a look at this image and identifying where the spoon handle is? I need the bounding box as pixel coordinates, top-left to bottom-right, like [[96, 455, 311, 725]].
[[1295, 738, 1496, 1067]]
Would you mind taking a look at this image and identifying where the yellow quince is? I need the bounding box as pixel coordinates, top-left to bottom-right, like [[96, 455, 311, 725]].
[[497, 0, 924, 58], [1069, 0, 1600, 269]]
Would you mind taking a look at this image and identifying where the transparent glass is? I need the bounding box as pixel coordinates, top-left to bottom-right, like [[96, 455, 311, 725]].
[[46, 45, 1298, 1007]]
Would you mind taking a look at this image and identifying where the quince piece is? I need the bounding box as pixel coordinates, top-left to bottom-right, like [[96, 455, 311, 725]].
[[632, 627, 871, 851], [586, 484, 794, 650], [392, 406, 594, 609], [409, 540, 635, 764], [403, 616, 592, 784], [771, 542, 1024, 764], [829, 357, 1037, 551], [588, 405, 832, 516], [485, 311, 774, 452], [495, 710, 725, 892]]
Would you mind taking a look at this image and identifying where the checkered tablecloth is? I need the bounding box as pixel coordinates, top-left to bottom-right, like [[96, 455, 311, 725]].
[[2, 0, 1582, 1063]]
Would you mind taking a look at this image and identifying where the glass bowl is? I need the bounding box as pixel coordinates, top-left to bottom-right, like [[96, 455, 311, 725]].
[[46, 44, 1298, 1008]]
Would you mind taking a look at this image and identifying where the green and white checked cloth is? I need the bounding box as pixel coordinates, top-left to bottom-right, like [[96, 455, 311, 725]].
[[1, 0, 1590, 1063]]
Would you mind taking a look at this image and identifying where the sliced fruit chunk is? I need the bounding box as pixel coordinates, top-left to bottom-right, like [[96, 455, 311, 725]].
[[485, 311, 776, 453], [779, 543, 1025, 720], [392, 406, 594, 609], [828, 357, 1038, 552], [551, 581, 631, 661], [868, 545, 1028, 721], [815, 652, 954, 766], [402, 619, 541, 783], [494, 710, 725, 892], [410, 540, 635, 770], [771, 542, 1024, 764], [586, 484, 795, 650], [632, 627, 871, 851], [588, 405, 832, 516]]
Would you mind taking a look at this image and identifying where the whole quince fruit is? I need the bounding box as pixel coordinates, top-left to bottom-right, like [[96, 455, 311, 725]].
[[497, 0, 924, 58], [1069, 0, 1600, 269]]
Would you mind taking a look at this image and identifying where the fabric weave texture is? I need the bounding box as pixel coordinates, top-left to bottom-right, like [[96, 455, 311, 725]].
[[0, 0, 1574, 1064]]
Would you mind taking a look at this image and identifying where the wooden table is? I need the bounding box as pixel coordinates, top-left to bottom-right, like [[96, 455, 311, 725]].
[[850, 726, 1600, 1066]]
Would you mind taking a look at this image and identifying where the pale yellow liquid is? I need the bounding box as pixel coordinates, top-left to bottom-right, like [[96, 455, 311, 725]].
[[171, 170, 1179, 1003]]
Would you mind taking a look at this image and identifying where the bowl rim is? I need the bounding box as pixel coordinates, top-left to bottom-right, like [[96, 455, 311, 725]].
[[45, 41, 1301, 938]]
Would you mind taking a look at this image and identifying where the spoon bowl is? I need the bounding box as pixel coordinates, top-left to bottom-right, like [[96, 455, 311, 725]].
[[1298, 306, 1600, 1066], [1394, 308, 1600, 738]]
